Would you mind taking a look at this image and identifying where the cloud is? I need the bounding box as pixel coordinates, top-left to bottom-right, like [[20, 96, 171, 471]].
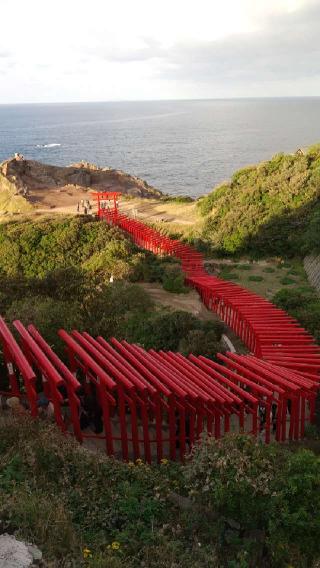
[[90, 0, 320, 86], [157, 1, 320, 84], [1, 0, 319, 102], [95, 38, 164, 63]]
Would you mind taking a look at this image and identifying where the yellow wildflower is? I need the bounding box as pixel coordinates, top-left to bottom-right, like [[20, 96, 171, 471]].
[[135, 458, 143, 465], [160, 458, 169, 465], [111, 541, 121, 550], [83, 547, 92, 559], [128, 461, 135, 467]]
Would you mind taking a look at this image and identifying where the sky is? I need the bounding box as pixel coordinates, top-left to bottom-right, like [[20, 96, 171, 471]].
[[0, 0, 319, 103]]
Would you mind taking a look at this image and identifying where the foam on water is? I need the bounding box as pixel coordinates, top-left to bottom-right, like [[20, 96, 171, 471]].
[[36, 143, 61, 148]]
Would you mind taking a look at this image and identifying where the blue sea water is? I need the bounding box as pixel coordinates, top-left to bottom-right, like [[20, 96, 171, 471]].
[[0, 98, 319, 197]]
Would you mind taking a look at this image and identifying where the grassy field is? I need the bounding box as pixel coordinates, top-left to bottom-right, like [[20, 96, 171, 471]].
[[211, 258, 308, 299], [120, 197, 203, 237]]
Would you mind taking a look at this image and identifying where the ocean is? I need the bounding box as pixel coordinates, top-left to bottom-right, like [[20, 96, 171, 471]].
[[0, 98, 320, 198]]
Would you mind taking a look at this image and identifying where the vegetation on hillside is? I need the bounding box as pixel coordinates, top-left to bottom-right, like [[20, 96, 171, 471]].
[[0, 217, 223, 361], [273, 285, 320, 343], [0, 216, 143, 280], [0, 416, 319, 568], [0, 172, 33, 214], [197, 144, 320, 257]]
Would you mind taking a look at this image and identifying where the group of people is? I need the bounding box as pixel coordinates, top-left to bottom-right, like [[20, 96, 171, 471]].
[[76, 199, 92, 215], [0, 392, 55, 419], [1, 386, 104, 436]]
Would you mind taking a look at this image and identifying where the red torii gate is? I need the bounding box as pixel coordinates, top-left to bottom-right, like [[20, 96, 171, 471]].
[[0, 207, 319, 462], [97, 210, 320, 379], [92, 191, 121, 219], [0, 316, 318, 462]]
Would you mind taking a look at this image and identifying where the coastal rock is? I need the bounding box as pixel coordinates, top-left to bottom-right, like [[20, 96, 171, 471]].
[[0, 155, 162, 212], [0, 534, 42, 567], [0, 156, 163, 214]]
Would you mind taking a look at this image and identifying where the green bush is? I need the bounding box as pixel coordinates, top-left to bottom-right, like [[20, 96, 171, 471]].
[[198, 143, 320, 257], [0, 217, 145, 281], [287, 269, 300, 276], [279, 276, 296, 285], [268, 450, 320, 566], [273, 287, 320, 342], [179, 329, 222, 358], [5, 295, 84, 358], [185, 435, 320, 567], [1, 417, 319, 567], [162, 265, 189, 294], [130, 254, 176, 284], [221, 272, 240, 281], [161, 195, 194, 203], [248, 275, 263, 282], [122, 310, 223, 353], [262, 266, 276, 273]]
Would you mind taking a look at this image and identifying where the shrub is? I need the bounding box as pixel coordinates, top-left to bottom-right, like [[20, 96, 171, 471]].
[[221, 272, 240, 281], [0, 217, 143, 281], [263, 267, 276, 273], [179, 329, 221, 358], [185, 435, 320, 567], [123, 310, 222, 355], [248, 275, 263, 282], [162, 265, 189, 294], [279, 276, 295, 285], [5, 295, 84, 358], [1, 417, 320, 567], [161, 195, 194, 204], [268, 450, 320, 566], [273, 287, 320, 342], [83, 282, 154, 339], [198, 144, 320, 257]]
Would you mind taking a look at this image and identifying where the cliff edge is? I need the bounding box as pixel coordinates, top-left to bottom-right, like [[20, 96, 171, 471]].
[[0, 156, 162, 214]]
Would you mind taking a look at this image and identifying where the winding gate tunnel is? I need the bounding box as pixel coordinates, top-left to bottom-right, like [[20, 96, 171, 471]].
[[0, 195, 319, 461]]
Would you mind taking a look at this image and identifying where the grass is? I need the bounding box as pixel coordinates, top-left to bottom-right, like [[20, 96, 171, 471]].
[[215, 258, 309, 299]]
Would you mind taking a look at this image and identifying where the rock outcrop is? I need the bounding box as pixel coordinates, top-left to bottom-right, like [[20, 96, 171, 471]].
[[0, 534, 42, 567], [0, 156, 162, 201], [0, 156, 163, 214]]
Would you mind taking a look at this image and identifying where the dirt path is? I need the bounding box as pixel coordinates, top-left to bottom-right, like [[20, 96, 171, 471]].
[[138, 283, 247, 353], [120, 198, 199, 227], [34, 195, 202, 231]]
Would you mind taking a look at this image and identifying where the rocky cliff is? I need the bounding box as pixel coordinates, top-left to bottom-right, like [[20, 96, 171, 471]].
[[0, 156, 163, 214]]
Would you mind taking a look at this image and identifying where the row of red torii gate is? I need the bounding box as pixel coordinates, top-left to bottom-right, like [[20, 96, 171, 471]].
[[0, 191, 319, 462]]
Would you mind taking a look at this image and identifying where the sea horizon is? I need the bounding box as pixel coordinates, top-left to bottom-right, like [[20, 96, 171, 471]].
[[1, 97, 320, 197], [1, 95, 320, 106]]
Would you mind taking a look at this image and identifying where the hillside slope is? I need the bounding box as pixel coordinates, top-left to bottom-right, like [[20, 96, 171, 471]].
[[198, 144, 320, 257], [0, 172, 33, 215]]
